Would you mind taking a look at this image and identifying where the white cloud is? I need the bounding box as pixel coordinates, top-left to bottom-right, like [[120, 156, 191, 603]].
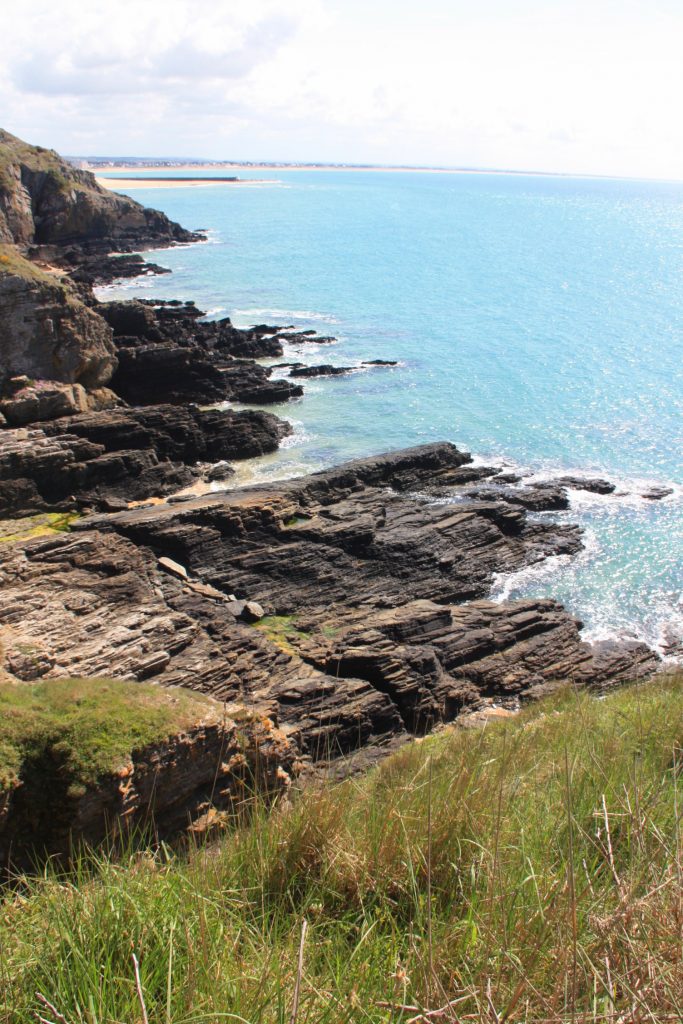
[[1, 0, 683, 178], [8, 1, 307, 95]]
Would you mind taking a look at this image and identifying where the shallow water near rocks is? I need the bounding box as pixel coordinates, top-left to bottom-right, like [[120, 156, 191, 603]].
[[98, 168, 683, 657]]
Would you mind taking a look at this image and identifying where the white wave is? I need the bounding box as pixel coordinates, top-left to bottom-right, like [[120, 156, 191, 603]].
[[199, 307, 227, 320], [220, 421, 322, 488], [491, 526, 601, 603], [279, 422, 312, 449], [468, 451, 524, 472], [232, 307, 340, 325], [93, 275, 159, 298], [231, 179, 285, 188], [458, 449, 683, 513], [503, 463, 682, 505], [579, 596, 683, 665]]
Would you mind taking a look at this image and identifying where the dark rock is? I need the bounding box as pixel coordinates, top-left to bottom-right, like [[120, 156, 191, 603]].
[[0, 405, 290, 514], [275, 332, 336, 344], [554, 476, 616, 495], [96, 300, 307, 406], [67, 252, 173, 288], [206, 461, 235, 482], [220, 363, 304, 404], [362, 359, 398, 366], [641, 486, 674, 501], [42, 405, 291, 463], [290, 364, 354, 378], [465, 483, 570, 512], [249, 324, 294, 334]]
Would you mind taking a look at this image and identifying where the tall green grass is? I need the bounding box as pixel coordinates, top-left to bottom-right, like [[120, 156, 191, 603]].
[[2, 676, 681, 1023]]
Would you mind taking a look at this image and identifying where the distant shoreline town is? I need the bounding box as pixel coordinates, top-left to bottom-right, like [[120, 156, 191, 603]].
[[68, 157, 677, 183], [68, 156, 512, 172]]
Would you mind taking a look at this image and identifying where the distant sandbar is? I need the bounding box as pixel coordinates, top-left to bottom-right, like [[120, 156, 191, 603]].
[[96, 175, 240, 190]]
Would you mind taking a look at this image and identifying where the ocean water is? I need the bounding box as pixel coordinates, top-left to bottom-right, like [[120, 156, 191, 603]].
[[98, 169, 683, 657]]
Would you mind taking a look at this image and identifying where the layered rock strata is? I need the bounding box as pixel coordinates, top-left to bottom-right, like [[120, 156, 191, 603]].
[[0, 404, 290, 514], [0, 444, 658, 777]]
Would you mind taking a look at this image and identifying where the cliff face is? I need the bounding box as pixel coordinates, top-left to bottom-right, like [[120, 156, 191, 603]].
[[0, 248, 116, 391], [0, 129, 198, 247], [0, 676, 299, 870]]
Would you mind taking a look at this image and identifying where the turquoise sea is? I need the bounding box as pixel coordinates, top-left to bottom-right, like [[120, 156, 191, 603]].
[[98, 169, 683, 657]]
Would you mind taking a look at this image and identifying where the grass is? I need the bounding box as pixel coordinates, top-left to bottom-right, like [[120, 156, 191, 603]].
[[254, 614, 311, 654], [1, 674, 681, 1022], [0, 677, 215, 791]]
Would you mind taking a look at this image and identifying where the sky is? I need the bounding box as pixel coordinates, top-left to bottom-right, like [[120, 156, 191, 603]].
[[1, 0, 683, 179]]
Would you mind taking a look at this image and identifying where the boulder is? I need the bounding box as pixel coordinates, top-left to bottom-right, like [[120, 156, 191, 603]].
[[0, 380, 90, 426]]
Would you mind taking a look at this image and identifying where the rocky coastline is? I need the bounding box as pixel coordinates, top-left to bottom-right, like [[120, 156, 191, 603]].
[[0, 129, 663, 862]]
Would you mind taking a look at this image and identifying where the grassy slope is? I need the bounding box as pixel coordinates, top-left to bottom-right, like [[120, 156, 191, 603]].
[[0, 132, 68, 176], [0, 244, 66, 285], [1, 675, 681, 1023], [0, 677, 215, 791], [0, 130, 87, 196]]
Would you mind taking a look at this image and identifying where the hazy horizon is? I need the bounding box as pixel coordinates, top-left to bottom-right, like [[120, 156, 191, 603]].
[[75, 156, 683, 185]]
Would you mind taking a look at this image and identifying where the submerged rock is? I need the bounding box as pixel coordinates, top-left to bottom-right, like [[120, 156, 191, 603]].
[[641, 486, 674, 501]]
